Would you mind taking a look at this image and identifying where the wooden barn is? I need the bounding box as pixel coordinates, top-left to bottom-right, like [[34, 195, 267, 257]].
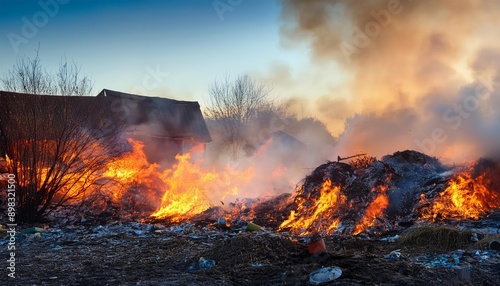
[[0, 89, 212, 165]]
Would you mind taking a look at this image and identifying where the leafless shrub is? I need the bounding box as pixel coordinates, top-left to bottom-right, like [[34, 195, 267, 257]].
[[0, 51, 123, 222]]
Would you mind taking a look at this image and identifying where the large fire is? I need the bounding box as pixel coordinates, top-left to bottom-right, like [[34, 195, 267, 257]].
[[98, 138, 258, 221], [279, 153, 500, 236], [151, 152, 241, 221], [280, 179, 344, 235], [419, 170, 500, 221], [7, 136, 500, 235]]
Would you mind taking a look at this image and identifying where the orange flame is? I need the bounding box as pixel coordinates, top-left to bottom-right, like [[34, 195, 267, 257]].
[[102, 139, 161, 201], [420, 171, 500, 221], [279, 179, 344, 235], [102, 138, 256, 221], [353, 185, 389, 235], [151, 152, 237, 221]]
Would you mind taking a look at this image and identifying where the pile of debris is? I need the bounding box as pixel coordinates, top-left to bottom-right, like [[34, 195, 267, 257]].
[[279, 150, 500, 236]]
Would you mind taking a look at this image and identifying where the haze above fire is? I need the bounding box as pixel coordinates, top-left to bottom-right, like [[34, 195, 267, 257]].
[[2, 0, 499, 162], [280, 0, 500, 162]]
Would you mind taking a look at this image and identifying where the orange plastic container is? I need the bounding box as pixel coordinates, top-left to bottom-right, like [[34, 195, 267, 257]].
[[308, 238, 326, 254]]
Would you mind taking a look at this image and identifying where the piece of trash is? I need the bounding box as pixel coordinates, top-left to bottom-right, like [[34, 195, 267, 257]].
[[308, 238, 326, 255], [380, 235, 400, 242], [217, 218, 229, 230], [489, 240, 500, 251], [246, 222, 261, 231], [384, 249, 401, 259], [132, 230, 144, 235], [250, 263, 265, 267], [146, 224, 155, 233], [471, 233, 479, 242], [198, 257, 215, 269], [21, 227, 45, 234], [188, 235, 207, 240], [414, 252, 462, 268], [309, 266, 342, 285], [452, 264, 471, 282]]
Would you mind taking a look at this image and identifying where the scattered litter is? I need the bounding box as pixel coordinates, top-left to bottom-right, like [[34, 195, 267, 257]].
[[21, 227, 45, 234], [49, 243, 63, 250], [308, 238, 326, 254], [246, 222, 262, 231], [250, 263, 265, 267], [217, 218, 229, 230], [198, 257, 215, 269], [452, 264, 472, 282], [189, 257, 216, 271], [384, 249, 401, 259], [188, 235, 207, 240], [471, 233, 479, 242], [380, 235, 400, 242], [414, 250, 463, 268], [472, 250, 492, 262], [132, 230, 144, 235], [309, 266, 342, 285], [489, 240, 500, 251], [146, 224, 155, 233]]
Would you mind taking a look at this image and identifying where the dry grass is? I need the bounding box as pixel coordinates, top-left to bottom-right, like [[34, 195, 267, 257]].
[[397, 226, 475, 253]]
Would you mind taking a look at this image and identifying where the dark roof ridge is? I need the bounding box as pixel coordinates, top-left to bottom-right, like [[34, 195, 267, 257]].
[[99, 89, 200, 106]]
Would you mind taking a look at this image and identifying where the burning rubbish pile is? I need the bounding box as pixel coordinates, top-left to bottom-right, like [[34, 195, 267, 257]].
[[5, 147, 500, 284], [279, 150, 500, 236], [46, 145, 500, 238]]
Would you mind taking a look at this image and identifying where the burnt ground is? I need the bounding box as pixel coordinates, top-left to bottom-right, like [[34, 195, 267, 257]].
[[3, 222, 500, 286]]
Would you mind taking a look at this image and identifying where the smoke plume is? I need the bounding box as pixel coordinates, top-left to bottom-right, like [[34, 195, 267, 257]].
[[281, 0, 500, 162]]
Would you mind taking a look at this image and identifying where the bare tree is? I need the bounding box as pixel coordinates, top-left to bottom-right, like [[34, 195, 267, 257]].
[[1, 50, 93, 96], [204, 74, 274, 158], [1, 52, 54, 95], [0, 53, 122, 222], [56, 57, 94, 96]]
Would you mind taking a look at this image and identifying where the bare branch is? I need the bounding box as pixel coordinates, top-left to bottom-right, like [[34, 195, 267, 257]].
[[204, 74, 274, 159]]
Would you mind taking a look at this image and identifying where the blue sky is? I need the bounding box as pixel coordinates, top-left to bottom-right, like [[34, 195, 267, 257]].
[[0, 0, 323, 102], [2, 1, 499, 160]]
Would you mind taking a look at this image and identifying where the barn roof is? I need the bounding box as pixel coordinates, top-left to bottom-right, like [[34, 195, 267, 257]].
[[97, 89, 211, 142], [0, 89, 212, 142], [0, 91, 102, 141]]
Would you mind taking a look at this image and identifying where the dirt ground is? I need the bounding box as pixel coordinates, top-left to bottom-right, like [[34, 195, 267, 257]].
[[3, 222, 500, 286]]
